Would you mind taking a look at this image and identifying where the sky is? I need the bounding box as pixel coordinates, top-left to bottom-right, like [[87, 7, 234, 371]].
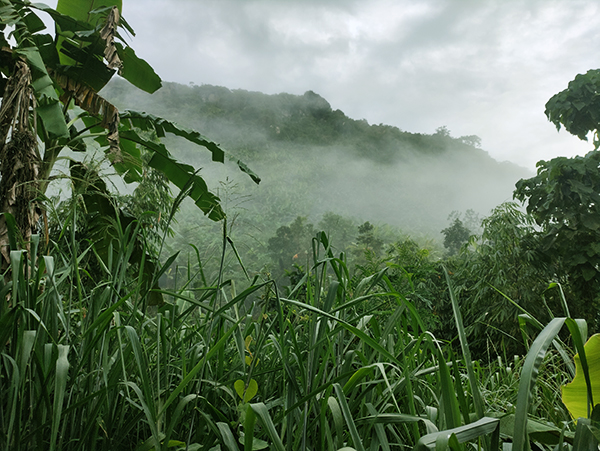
[[58, 0, 600, 170]]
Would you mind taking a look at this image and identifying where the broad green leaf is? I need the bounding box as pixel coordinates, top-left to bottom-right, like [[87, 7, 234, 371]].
[[23, 9, 46, 33], [235, 379, 258, 403], [55, 38, 115, 91], [36, 102, 70, 138], [116, 43, 162, 93], [414, 417, 500, 451], [30, 3, 89, 33], [113, 137, 143, 182], [120, 130, 225, 220], [120, 110, 226, 163], [120, 110, 260, 184], [14, 47, 68, 138], [235, 159, 261, 184], [563, 334, 600, 420], [56, 0, 121, 26]]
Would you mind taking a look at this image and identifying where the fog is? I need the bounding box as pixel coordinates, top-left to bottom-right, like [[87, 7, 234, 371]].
[[102, 80, 532, 247], [181, 140, 530, 240], [110, 81, 532, 243]]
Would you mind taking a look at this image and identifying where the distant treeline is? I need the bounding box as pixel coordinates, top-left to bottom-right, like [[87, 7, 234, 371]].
[[102, 79, 531, 237], [104, 80, 523, 163]]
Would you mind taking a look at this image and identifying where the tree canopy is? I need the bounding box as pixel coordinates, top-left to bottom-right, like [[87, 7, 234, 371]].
[[514, 68, 600, 331]]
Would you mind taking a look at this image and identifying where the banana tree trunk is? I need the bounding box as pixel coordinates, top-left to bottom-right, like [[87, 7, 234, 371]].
[[0, 61, 41, 269]]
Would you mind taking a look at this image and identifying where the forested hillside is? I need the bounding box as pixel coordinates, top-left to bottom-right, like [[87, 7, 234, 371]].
[[103, 79, 531, 238]]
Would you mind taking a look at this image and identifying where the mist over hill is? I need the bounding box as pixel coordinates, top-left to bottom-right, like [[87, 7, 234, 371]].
[[102, 79, 532, 241]]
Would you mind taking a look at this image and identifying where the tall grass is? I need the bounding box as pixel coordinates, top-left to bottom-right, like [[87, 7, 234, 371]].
[[0, 207, 591, 450]]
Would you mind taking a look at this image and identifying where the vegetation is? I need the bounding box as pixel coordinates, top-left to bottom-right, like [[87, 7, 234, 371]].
[[101, 78, 532, 239], [1, 2, 600, 451], [0, 0, 258, 272]]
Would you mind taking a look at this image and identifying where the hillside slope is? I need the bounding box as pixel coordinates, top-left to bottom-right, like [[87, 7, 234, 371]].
[[103, 79, 532, 238]]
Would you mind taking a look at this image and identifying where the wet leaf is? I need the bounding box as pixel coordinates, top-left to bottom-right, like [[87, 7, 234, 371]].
[[235, 379, 258, 403], [563, 334, 600, 420]]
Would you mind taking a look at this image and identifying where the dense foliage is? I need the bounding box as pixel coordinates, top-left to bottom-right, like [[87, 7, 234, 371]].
[[1, 2, 600, 450]]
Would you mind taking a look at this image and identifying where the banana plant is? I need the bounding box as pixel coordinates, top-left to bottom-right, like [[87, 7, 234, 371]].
[[0, 0, 259, 268]]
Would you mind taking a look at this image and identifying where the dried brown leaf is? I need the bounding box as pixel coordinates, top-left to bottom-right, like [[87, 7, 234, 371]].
[[51, 70, 122, 162], [100, 6, 122, 70]]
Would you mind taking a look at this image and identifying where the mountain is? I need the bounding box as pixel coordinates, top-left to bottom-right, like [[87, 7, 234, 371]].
[[102, 79, 532, 241]]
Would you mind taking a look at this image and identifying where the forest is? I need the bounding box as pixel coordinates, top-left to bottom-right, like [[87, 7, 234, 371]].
[[0, 1, 599, 450]]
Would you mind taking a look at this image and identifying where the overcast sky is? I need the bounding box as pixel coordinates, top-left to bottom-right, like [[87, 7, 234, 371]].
[[84, 1, 600, 169]]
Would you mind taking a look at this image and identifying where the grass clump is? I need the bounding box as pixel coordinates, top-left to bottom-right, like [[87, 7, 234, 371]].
[[0, 204, 595, 450]]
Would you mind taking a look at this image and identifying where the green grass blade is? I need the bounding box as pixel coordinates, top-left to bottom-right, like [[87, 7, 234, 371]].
[[449, 349, 471, 426], [1, 212, 19, 251], [10, 250, 24, 304], [50, 344, 70, 451], [164, 394, 199, 447], [124, 381, 161, 449], [281, 298, 400, 366], [572, 418, 600, 451], [437, 348, 461, 430], [3, 354, 19, 447], [0, 306, 17, 349], [357, 413, 438, 436], [217, 422, 241, 451], [512, 317, 566, 451], [249, 403, 285, 451], [244, 404, 257, 451], [365, 403, 391, 451], [125, 326, 156, 415], [333, 383, 366, 451], [343, 365, 375, 393], [158, 315, 243, 418], [328, 396, 345, 450], [17, 330, 36, 382], [443, 266, 484, 419], [415, 416, 500, 450]]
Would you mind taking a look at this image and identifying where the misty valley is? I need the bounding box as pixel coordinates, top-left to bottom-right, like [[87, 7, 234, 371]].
[[2, 2, 600, 450]]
